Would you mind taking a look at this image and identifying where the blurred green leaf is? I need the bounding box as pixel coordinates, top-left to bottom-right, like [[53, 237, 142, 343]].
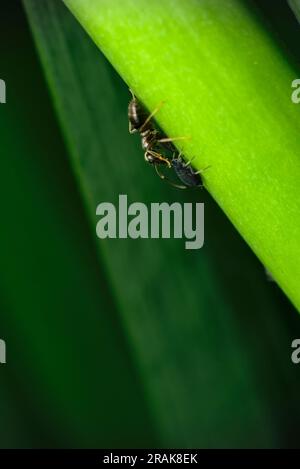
[[0, 1, 156, 448], [23, 0, 300, 448]]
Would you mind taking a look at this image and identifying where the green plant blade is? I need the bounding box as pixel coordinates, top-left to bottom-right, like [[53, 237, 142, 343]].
[[0, 2, 156, 448], [24, 0, 300, 448], [63, 0, 300, 311]]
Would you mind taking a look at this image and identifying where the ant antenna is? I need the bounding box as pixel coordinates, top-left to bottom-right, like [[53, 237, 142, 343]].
[[157, 136, 191, 144]]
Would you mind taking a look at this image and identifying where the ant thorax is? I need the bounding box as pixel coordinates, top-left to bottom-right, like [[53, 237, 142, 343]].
[[141, 129, 158, 151]]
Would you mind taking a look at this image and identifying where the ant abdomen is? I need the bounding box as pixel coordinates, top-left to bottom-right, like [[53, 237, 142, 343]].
[[128, 93, 152, 134]]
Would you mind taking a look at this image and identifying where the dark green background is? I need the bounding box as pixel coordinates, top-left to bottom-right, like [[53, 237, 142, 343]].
[[0, 0, 300, 448]]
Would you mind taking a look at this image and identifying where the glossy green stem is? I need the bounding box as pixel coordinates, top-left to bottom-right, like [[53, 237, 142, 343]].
[[64, 0, 300, 311]]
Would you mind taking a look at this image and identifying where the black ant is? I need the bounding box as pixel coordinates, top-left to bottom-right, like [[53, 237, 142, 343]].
[[128, 90, 208, 189], [128, 90, 187, 167]]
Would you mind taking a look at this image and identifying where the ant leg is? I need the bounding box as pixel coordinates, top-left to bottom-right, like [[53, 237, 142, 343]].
[[154, 165, 187, 190], [157, 136, 190, 144], [139, 101, 165, 132]]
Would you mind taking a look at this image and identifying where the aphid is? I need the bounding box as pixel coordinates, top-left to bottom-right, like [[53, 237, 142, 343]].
[[128, 90, 187, 168], [172, 154, 205, 188], [155, 153, 208, 189]]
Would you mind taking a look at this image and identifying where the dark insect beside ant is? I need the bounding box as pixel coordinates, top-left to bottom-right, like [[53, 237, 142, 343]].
[[155, 153, 207, 189], [128, 90, 206, 189]]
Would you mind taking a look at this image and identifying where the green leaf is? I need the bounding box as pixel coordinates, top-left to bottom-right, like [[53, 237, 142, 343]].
[[63, 0, 300, 311], [23, 0, 300, 448]]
